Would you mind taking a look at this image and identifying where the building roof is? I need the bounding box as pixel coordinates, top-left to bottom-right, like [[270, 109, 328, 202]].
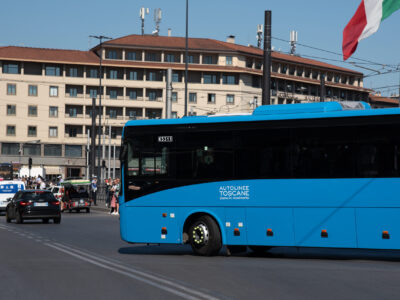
[[0, 46, 99, 65], [0, 34, 362, 76], [369, 94, 399, 105], [103, 34, 362, 75]]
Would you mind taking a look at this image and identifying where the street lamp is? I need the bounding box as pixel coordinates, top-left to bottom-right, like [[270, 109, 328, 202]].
[[89, 35, 112, 181]]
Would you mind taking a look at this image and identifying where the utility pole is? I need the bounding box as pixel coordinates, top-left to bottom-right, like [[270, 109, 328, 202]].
[[166, 68, 172, 118], [184, 0, 189, 116], [89, 35, 112, 182], [108, 125, 111, 179], [262, 10, 272, 105], [320, 73, 326, 102], [90, 98, 96, 180], [86, 129, 90, 180], [113, 143, 116, 179]]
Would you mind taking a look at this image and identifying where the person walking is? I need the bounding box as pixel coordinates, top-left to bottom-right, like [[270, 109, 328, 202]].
[[91, 177, 97, 206]]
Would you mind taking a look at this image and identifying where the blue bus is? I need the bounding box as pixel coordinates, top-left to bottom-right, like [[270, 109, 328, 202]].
[[119, 101, 400, 255]]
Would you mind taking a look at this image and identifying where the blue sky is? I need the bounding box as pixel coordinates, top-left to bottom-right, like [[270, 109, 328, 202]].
[[2, 0, 400, 96]]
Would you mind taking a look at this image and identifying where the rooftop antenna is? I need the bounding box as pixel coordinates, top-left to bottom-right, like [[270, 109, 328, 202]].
[[153, 8, 162, 36], [256, 24, 263, 48], [140, 7, 149, 35], [290, 30, 298, 55]]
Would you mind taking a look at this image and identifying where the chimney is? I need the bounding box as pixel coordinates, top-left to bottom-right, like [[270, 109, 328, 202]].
[[226, 35, 235, 44], [168, 28, 172, 37]]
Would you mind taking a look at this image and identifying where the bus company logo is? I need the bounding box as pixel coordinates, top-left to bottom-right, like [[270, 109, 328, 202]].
[[219, 185, 250, 200]]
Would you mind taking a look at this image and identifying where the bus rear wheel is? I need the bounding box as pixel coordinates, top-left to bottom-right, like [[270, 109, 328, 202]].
[[189, 215, 222, 256]]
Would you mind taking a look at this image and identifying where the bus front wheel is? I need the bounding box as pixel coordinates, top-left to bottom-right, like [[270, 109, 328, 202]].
[[189, 215, 222, 256]]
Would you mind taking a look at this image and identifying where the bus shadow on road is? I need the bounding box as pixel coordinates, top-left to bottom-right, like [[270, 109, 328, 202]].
[[118, 244, 400, 261], [119, 244, 194, 256], [248, 247, 400, 262]]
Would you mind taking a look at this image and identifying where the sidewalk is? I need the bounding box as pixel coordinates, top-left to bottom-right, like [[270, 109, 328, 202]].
[[90, 202, 109, 212]]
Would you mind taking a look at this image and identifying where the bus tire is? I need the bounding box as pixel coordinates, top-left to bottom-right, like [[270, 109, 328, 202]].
[[189, 215, 222, 256]]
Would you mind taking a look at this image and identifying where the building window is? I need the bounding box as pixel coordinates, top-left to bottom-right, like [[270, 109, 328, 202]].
[[68, 127, 77, 137], [207, 93, 216, 104], [148, 91, 157, 101], [172, 92, 177, 102], [68, 67, 78, 77], [189, 93, 197, 103], [187, 55, 194, 63], [50, 86, 58, 97], [109, 70, 118, 79], [68, 87, 78, 97], [172, 72, 180, 82], [3, 63, 19, 74], [44, 144, 62, 157], [88, 68, 98, 78], [49, 106, 58, 117], [69, 107, 77, 117], [226, 94, 235, 105], [203, 74, 218, 84], [28, 106, 38, 116], [128, 71, 138, 80], [89, 88, 97, 99], [226, 56, 233, 65], [28, 126, 37, 137], [109, 90, 117, 99], [45, 65, 61, 76], [7, 105, 16, 115], [148, 71, 157, 81], [129, 90, 137, 100], [23, 144, 41, 156], [126, 52, 137, 60], [171, 112, 178, 119], [106, 50, 117, 59], [166, 54, 175, 62], [203, 56, 214, 64], [6, 125, 15, 136], [146, 52, 158, 61], [222, 74, 237, 85], [7, 84, 16, 95], [1, 143, 19, 155], [65, 145, 82, 158], [28, 85, 38, 96], [109, 109, 117, 119], [49, 127, 58, 137]]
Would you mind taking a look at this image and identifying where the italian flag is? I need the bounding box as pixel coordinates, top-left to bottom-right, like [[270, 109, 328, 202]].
[[343, 0, 400, 60]]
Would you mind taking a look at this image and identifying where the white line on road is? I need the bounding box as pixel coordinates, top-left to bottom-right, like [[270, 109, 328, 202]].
[[46, 242, 218, 300]]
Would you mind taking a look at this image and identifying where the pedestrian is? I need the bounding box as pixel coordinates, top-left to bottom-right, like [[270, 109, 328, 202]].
[[109, 181, 117, 215], [115, 178, 120, 215], [91, 177, 97, 206]]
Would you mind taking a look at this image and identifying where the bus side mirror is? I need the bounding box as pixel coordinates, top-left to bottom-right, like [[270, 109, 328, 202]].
[[6, 198, 11, 202]]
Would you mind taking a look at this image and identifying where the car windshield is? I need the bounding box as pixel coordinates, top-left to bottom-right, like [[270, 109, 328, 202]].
[[53, 187, 59, 193], [22, 192, 55, 201]]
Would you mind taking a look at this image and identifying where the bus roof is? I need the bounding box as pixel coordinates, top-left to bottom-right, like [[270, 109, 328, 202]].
[[124, 101, 400, 127]]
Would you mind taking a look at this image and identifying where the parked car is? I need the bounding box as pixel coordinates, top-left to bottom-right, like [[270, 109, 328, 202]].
[[5, 190, 61, 224], [61, 180, 91, 213]]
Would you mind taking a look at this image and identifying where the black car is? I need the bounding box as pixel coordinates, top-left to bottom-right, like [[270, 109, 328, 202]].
[[5, 190, 61, 224]]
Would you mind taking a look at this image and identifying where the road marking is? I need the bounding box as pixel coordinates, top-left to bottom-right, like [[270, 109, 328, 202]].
[[47, 242, 221, 300], [0, 224, 222, 300]]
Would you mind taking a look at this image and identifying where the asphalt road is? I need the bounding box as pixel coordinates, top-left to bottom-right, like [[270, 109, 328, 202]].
[[1, 209, 400, 300]]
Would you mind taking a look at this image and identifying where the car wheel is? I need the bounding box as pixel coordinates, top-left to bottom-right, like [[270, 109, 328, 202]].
[[189, 215, 222, 256], [5, 210, 11, 223], [53, 217, 61, 224], [86, 208, 90, 213], [15, 211, 23, 224], [69, 209, 72, 213], [77, 209, 80, 213], [42, 218, 49, 224]]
